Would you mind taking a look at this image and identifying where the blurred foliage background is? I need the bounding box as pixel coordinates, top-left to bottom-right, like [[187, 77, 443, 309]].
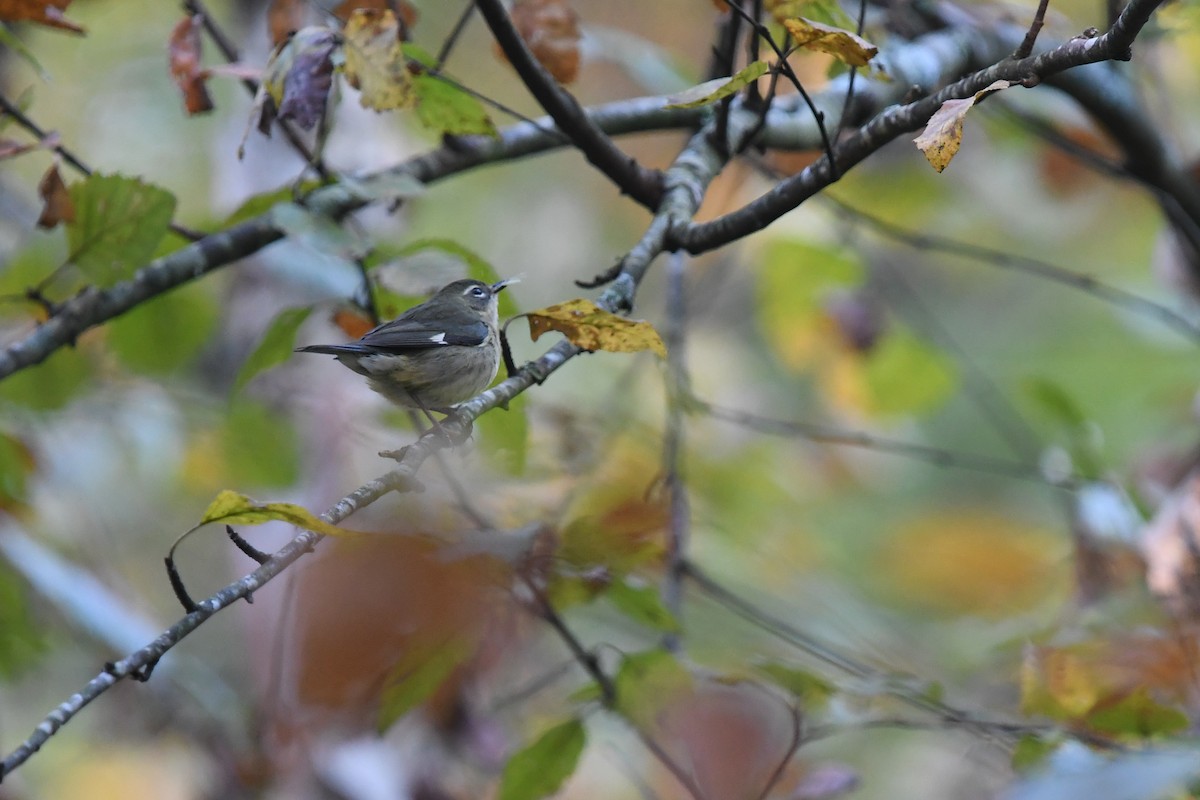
[[1, 0, 1200, 798]]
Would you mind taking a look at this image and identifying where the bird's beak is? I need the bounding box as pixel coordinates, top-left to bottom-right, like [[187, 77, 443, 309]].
[[491, 278, 518, 293]]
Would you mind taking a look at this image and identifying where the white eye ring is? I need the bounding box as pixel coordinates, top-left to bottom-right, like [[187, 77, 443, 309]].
[[470, 287, 487, 298]]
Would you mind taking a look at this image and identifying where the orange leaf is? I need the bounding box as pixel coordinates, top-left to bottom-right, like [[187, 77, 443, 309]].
[[168, 14, 214, 115], [0, 0, 83, 33], [332, 306, 375, 339], [36, 164, 74, 229], [504, 0, 581, 84]]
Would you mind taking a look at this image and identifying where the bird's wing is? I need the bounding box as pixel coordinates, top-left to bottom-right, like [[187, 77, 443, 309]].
[[355, 314, 489, 351]]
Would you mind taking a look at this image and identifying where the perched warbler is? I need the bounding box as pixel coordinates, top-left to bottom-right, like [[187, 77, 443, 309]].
[[297, 278, 514, 412]]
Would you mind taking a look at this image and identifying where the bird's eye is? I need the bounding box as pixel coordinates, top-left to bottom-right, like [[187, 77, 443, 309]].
[[470, 287, 487, 298]]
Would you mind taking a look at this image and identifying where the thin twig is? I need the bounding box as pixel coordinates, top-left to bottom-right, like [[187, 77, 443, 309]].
[[681, 560, 1032, 745], [826, 194, 1200, 342], [523, 576, 614, 702], [755, 703, 802, 800], [696, 398, 1079, 488], [835, 0, 870, 140], [723, 0, 838, 175], [435, 2, 476, 70], [661, 252, 690, 652], [677, 0, 1172, 252], [1013, 0, 1052, 59], [422, 67, 564, 138], [874, 259, 1045, 462]]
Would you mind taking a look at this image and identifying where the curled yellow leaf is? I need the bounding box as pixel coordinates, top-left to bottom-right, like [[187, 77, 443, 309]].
[[526, 299, 667, 357], [341, 9, 417, 111], [783, 18, 878, 67], [200, 489, 364, 538]]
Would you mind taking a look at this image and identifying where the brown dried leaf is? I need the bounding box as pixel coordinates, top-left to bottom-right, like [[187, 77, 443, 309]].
[[341, 9, 416, 111], [36, 164, 73, 228], [506, 0, 581, 84], [168, 14, 214, 116], [783, 17, 877, 67], [526, 299, 667, 357], [913, 79, 1012, 172], [267, 0, 308, 46], [0, 0, 83, 33]]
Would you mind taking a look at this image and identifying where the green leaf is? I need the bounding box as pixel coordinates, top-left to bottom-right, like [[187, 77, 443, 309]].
[[0, 564, 43, 678], [220, 400, 301, 487], [272, 202, 369, 260], [664, 60, 769, 109], [414, 74, 498, 137], [1011, 734, 1061, 773], [66, 174, 176, 285], [498, 718, 587, 800], [1085, 688, 1189, 738], [377, 637, 471, 731], [861, 331, 957, 417], [198, 488, 364, 539], [1023, 377, 1089, 430], [223, 182, 322, 227], [0, 345, 91, 410], [0, 432, 33, 511], [756, 238, 863, 369], [233, 306, 314, 395], [109, 283, 219, 375], [606, 578, 681, 633], [754, 660, 835, 708], [477, 391, 528, 475], [614, 649, 692, 730], [1021, 377, 1104, 478]]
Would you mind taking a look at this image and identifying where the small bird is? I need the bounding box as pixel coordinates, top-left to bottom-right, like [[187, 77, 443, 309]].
[[297, 278, 514, 412]]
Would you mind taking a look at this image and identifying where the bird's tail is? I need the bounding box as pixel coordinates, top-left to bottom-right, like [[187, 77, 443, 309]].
[[295, 343, 371, 355]]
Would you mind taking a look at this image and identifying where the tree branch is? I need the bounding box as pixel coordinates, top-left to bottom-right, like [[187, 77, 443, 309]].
[[676, 0, 1171, 253], [473, 0, 665, 208]]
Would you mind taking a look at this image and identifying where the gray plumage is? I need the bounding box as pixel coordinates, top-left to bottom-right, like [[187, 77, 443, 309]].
[[297, 278, 512, 411]]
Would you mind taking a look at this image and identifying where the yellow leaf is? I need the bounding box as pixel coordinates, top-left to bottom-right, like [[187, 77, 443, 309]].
[[341, 8, 417, 111], [872, 511, 1068, 617], [913, 80, 1012, 173], [199, 489, 363, 538], [526, 299, 667, 357], [782, 18, 878, 67]]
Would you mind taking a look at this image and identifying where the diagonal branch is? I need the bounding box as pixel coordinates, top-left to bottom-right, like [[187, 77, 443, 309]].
[[473, 0, 664, 208], [676, 0, 1172, 253]]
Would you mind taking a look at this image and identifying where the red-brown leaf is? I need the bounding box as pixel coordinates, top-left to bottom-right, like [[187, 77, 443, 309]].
[[36, 164, 74, 229], [0, 0, 84, 34], [505, 0, 581, 84], [168, 14, 214, 115]]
